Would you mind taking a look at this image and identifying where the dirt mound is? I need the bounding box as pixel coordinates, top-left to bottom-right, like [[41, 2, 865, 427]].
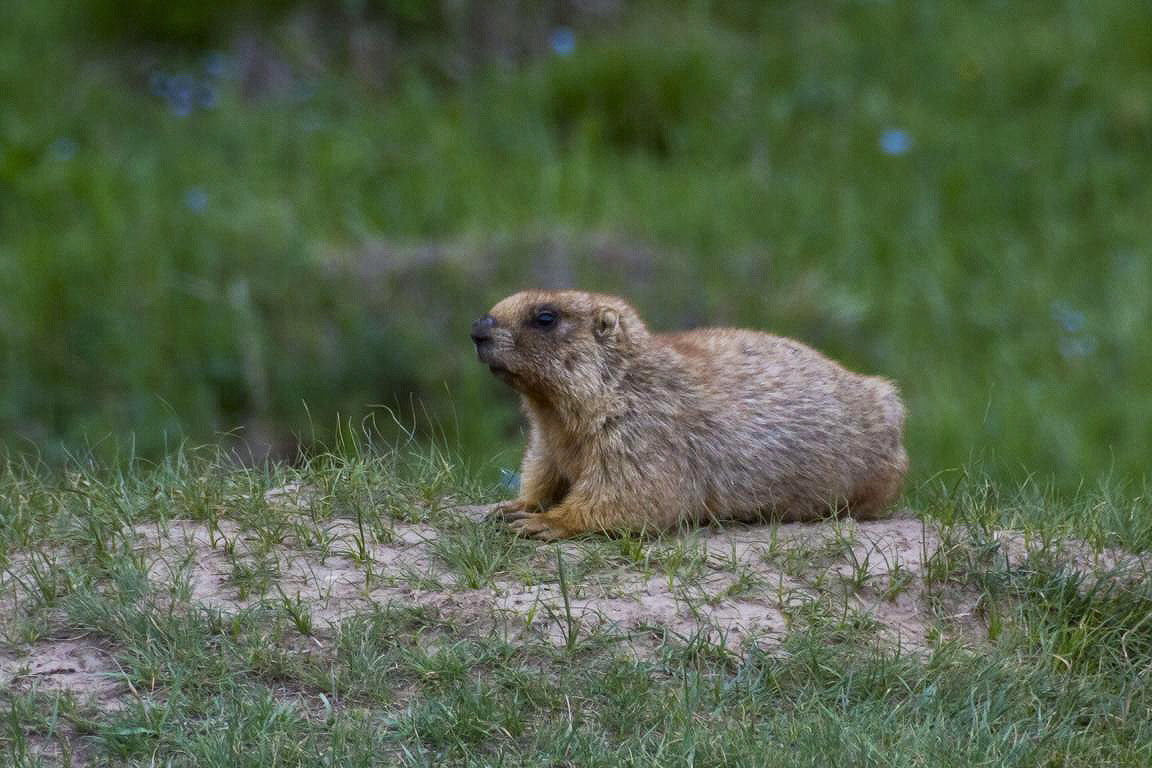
[[4, 498, 1147, 712]]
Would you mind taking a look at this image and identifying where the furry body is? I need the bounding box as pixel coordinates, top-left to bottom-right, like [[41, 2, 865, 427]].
[[470, 291, 908, 539]]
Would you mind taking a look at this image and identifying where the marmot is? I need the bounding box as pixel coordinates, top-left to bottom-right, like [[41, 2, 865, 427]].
[[470, 290, 908, 540]]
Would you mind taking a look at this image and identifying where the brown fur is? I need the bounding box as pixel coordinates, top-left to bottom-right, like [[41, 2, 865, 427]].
[[471, 290, 908, 540]]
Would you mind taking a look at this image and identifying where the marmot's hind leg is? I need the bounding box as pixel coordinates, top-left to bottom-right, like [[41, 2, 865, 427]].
[[846, 450, 908, 520]]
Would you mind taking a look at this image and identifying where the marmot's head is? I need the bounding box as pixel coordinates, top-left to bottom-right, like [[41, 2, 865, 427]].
[[470, 291, 647, 400]]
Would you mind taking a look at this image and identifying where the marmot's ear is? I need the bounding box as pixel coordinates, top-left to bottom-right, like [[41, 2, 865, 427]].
[[594, 307, 621, 340]]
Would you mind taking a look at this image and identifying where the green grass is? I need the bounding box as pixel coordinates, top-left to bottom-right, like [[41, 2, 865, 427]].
[[1, 0, 1150, 488], [1, 445, 1151, 766], [5, 2, 1150, 750]]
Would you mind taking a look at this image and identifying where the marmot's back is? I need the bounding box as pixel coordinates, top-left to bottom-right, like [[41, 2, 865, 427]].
[[657, 328, 907, 521]]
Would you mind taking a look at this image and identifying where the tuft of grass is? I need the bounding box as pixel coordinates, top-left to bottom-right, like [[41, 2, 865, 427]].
[[430, 518, 534, 590], [273, 585, 313, 636]]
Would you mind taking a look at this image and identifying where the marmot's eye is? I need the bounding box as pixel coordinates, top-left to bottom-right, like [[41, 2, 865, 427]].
[[533, 310, 558, 329]]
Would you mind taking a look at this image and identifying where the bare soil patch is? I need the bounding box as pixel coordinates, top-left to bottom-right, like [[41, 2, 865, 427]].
[[129, 504, 952, 652], [0, 638, 124, 705], [4, 497, 1147, 711]]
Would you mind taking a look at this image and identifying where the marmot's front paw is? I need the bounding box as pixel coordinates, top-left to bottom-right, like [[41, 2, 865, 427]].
[[488, 500, 538, 522], [506, 514, 572, 541]]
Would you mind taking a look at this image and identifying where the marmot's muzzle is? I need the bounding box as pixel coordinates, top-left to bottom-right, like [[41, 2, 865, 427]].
[[470, 314, 495, 346]]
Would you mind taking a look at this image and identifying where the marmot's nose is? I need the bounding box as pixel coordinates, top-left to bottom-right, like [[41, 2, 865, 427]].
[[470, 314, 495, 344]]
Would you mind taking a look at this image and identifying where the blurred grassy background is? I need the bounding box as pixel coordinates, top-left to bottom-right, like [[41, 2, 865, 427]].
[[1, 0, 1149, 489]]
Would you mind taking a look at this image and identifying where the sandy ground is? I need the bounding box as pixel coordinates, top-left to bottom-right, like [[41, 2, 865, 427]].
[[3, 495, 1148, 711]]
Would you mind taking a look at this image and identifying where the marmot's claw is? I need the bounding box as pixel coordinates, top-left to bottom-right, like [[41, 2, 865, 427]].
[[487, 503, 513, 522], [507, 516, 567, 541], [489, 500, 536, 522]]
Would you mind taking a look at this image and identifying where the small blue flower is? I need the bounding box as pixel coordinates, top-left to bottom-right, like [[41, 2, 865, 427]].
[[148, 71, 169, 98], [1051, 302, 1085, 333], [879, 129, 912, 156], [163, 74, 198, 117], [550, 26, 575, 56], [196, 84, 217, 109], [202, 51, 232, 79], [1060, 335, 1097, 360], [289, 84, 315, 105], [183, 187, 208, 213], [150, 70, 217, 116], [51, 137, 77, 161], [1052, 301, 1095, 360]]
